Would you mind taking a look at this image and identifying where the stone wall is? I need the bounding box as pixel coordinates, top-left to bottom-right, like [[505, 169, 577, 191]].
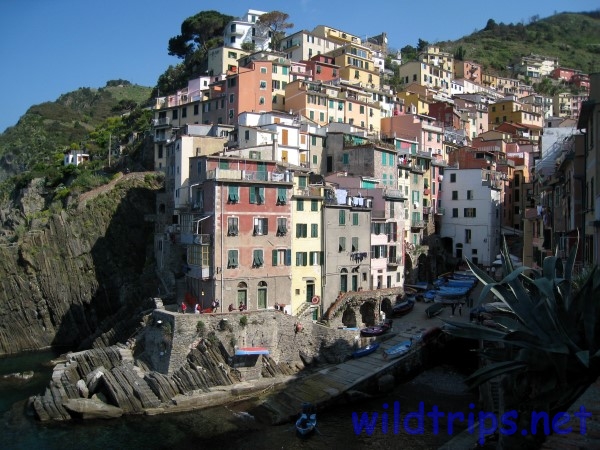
[[144, 308, 361, 375]]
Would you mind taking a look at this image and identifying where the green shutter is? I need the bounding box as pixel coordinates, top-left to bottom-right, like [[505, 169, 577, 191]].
[[272, 249, 278, 266], [249, 186, 256, 203], [285, 249, 292, 266], [311, 223, 318, 237]]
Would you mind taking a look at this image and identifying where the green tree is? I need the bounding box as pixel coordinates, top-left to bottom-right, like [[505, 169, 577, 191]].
[[417, 38, 429, 52], [400, 44, 418, 62], [167, 10, 233, 60], [257, 11, 293, 51]]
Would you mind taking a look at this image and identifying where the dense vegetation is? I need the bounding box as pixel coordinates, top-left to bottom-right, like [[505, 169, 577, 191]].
[[439, 11, 600, 75]]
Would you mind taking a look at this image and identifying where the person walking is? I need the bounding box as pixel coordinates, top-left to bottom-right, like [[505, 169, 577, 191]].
[[451, 302, 457, 316], [458, 303, 463, 316], [194, 303, 200, 314], [181, 302, 187, 314]]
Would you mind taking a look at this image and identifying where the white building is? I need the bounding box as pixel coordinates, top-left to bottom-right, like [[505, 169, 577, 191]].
[[223, 9, 270, 51], [440, 168, 502, 267]]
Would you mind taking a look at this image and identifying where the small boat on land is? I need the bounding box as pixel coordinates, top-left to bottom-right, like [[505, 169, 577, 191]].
[[392, 299, 415, 317], [426, 302, 444, 318], [360, 319, 393, 337], [383, 340, 412, 360], [296, 403, 317, 437], [234, 347, 270, 356], [352, 341, 380, 358]]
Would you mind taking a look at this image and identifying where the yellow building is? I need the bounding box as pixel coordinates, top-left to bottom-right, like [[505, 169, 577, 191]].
[[488, 96, 543, 141], [290, 172, 324, 317], [325, 43, 380, 88], [312, 25, 362, 46]]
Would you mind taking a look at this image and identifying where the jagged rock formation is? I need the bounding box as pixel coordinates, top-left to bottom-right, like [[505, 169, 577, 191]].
[[0, 173, 162, 355]]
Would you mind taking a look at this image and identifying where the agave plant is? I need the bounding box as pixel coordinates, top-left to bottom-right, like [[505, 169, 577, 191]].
[[442, 235, 600, 447]]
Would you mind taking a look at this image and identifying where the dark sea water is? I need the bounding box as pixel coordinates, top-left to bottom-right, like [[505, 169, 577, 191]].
[[0, 343, 480, 450]]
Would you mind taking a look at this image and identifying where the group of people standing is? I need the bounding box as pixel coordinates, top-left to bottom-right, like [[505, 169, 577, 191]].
[[180, 300, 220, 314]]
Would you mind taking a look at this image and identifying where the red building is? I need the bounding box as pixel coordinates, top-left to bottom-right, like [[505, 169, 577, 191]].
[[185, 154, 293, 311]]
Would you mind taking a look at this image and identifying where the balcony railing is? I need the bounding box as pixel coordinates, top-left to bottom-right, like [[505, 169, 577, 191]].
[[384, 189, 407, 201], [294, 187, 323, 197], [152, 117, 171, 128], [387, 256, 401, 266], [204, 168, 290, 183], [423, 206, 431, 214], [411, 220, 426, 229], [435, 207, 445, 215], [410, 165, 426, 174]]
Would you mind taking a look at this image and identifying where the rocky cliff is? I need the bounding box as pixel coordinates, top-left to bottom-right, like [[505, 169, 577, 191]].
[[0, 172, 162, 356]]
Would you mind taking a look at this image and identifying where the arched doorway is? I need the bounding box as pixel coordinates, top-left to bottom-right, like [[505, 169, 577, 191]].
[[418, 253, 428, 282], [342, 307, 357, 328], [237, 282, 248, 309], [359, 300, 377, 326], [257, 281, 267, 309]]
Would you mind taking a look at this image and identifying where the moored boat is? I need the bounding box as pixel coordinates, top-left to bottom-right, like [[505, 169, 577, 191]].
[[383, 340, 412, 360], [360, 319, 393, 337], [296, 403, 317, 437], [234, 347, 270, 356], [352, 341, 380, 358], [426, 302, 444, 318], [392, 299, 415, 317]]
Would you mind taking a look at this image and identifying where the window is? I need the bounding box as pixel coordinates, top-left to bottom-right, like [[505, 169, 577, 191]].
[[277, 187, 286, 205], [298, 176, 307, 188], [311, 199, 318, 211], [259, 96, 265, 105], [276, 218, 287, 236], [227, 250, 239, 268], [296, 223, 308, 238], [467, 190, 473, 200], [311, 223, 318, 238], [252, 250, 264, 268], [450, 173, 456, 182], [272, 248, 291, 266], [342, 153, 349, 164], [227, 217, 239, 236], [339, 210, 346, 225], [253, 217, 268, 235], [295, 252, 308, 266], [260, 67, 267, 74], [352, 237, 359, 252], [452, 208, 458, 218], [172, 109, 178, 120], [297, 199, 304, 211], [259, 80, 267, 89], [309, 251, 322, 265], [228, 186, 239, 203], [249, 186, 265, 204], [339, 237, 346, 252], [464, 208, 476, 218], [452, 190, 458, 200], [352, 213, 359, 225], [465, 229, 472, 243]]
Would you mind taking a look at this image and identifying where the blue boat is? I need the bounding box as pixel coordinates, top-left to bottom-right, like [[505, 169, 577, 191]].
[[383, 340, 412, 360], [437, 286, 469, 296], [296, 403, 317, 437], [352, 341, 380, 358], [234, 347, 270, 356]]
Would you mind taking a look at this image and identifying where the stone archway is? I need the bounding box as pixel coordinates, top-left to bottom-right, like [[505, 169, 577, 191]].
[[341, 307, 357, 328], [404, 253, 413, 283], [418, 253, 428, 282], [381, 297, 393, 316], [359, 300, 377, 326]]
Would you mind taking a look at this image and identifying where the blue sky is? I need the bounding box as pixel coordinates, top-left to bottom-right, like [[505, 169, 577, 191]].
[[1, 0, 598, 133]]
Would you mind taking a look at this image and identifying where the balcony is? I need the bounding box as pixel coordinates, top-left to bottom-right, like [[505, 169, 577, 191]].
[[294, 186, 324, 198], [152, 117, 171, 128], [192, 234, 211, 245], [435, 207, 445, 215], [422, 206, 431, 215], [411, 220, 425, 229], [204, 168, 291, 183], [387, 256, 401, 266], [410, 165, 426, 174], [384, 189, 407, 201]]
